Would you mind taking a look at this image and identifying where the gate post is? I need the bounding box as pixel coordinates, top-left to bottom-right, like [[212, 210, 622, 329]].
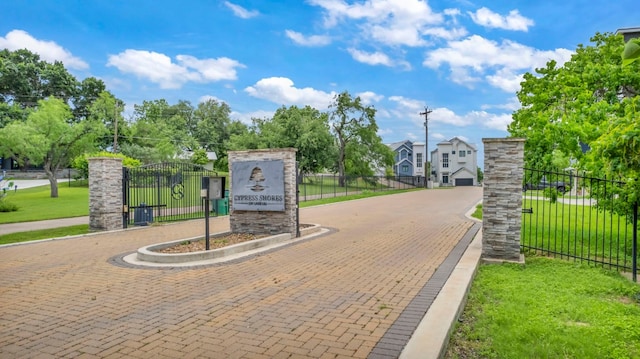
[[89, 157, 123, 231], [481, 138, 525, 263]]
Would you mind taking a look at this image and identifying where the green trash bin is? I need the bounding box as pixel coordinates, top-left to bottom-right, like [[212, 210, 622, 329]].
[[214, 198, 229, 215]]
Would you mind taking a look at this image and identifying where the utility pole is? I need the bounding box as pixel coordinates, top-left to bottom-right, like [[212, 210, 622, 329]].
[[113, 101, 118, 153], [420, 106, 432, 188]]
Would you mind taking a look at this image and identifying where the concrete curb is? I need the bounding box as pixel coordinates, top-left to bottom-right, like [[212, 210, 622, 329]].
[[399, 201, 483, 359]]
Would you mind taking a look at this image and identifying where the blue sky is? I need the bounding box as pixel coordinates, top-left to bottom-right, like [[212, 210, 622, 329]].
[[1, 0, 638, 162]]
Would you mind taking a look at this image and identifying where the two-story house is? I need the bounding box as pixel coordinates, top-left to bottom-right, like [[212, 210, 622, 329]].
[[431, 137, 478, 186], [387, 140, 426, 177]]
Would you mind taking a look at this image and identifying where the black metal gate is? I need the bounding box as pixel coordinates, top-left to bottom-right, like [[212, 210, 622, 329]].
[[122, 162, 221, 228]]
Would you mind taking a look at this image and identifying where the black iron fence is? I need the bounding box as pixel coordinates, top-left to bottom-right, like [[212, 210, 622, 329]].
[[298, 175, 422, 202], [522, 168, 638, 281], [122, 162, 220, 228]]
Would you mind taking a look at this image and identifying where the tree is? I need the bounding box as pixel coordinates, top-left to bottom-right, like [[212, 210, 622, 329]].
[[509, 32, 640, 214], [328, 91, 393, 186], [477, 167, 484, 183], [509, 32, 639, 170], [89, 91, 128, 151], [190, 148, 209, 166], [192, 99, 232, 169], [122, 99, 192, 163], [72, 77, 107, 122], [0, 49, 78, 110], [227, 106, 337, 175], [0, 98, 104, 197]]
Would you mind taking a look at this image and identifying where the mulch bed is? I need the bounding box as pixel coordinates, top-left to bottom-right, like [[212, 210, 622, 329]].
[[154, 224, 315, 254], [155, 233, 265, 253]]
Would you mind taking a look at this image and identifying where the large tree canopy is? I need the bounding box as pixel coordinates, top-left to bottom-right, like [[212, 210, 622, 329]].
[[0, 97, 105, 197], [228, 105, 337, 175], [329, 91, 393, 186], [509, 32, 640, 211]]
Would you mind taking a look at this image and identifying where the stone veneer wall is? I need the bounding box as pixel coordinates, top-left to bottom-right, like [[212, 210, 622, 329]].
[[89, 157, 123, 231], [228, 148, 297, 236], [481, 138, 525, 262]]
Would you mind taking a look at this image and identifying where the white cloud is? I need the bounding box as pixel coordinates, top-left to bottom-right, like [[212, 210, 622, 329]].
[[485, 68, 523, 93], [347, 48, 393, 66], [357, 91, 384, 105], [285, 30, 332, 46], [0, 30, 88, 70], [431, 107, 474, 126], [431, 108, 513, 131], [421, 27, 468, 41], [432, 132, 446, 141], [481, 97, 520, 111], [424, 35, 573, 91], [224, 1, 259, 19], [483, 113, 513, 131], [244, 77, 336, 109], [469, 7, 534, 31], [176, 55, 245, 81], [198, 95, 223, 104], [107, 50, 244, 89], [309, 0, 446, 46], [347, 48, 411, 70], [389, 95, 425, 113], [231, 110, 274, 125]]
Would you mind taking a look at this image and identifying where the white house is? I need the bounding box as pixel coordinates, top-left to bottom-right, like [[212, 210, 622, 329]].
[[387, 140, 426, 177], [431, 137, 478, 186]]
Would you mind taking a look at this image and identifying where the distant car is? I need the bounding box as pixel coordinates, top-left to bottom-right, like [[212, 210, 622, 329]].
[[523, 176, 567, 193]]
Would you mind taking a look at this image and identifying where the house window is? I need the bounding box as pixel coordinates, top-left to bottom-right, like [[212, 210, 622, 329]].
[[442, 153, 449, 168], [459, 150, 466, 157], [443, 175, 449, 184], [416, 153, 422, 167], [402, 165, 409, 173], [452, 150, 456, 154], [467, 150, 472, 155]]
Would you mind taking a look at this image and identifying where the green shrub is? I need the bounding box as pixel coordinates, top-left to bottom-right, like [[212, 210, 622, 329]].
[[543, 187, 559, 203], [0, 201, 19, 212], [72, 151, 142, 179]]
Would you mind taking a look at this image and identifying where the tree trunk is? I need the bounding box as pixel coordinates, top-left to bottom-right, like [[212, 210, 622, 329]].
[[338, 147, 346, 188], [44, 160, 59, 198]]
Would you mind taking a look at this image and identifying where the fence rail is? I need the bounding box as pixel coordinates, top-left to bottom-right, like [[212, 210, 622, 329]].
[[521, 168, 638, 281], [298, 175, 422, 202]]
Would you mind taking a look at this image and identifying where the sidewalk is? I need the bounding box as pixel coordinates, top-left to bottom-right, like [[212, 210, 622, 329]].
[[0, 187, 483, 358], [0, 216, 89, 236]]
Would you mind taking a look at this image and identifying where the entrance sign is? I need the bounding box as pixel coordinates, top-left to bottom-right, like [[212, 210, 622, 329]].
[[232, 160, 285, 211]]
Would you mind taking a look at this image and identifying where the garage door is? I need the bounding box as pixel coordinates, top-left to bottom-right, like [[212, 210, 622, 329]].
[[455, 178, 473, 186]]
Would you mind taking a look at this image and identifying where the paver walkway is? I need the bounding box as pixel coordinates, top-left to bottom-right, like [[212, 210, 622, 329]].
[[0, 187, 482, 358]]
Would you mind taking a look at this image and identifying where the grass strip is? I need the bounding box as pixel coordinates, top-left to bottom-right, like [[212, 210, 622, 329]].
[[446, 256, 640, 359], [0, 224, 91, 245], [0, 183, 89, 224], [299, 188, 422, 208]]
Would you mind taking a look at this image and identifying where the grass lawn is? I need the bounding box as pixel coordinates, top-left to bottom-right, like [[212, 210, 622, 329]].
[[522, 198, 637, 271], [0, 183, 89, 224], [446, 256, 640, 359], [0, 225, 90, 245]]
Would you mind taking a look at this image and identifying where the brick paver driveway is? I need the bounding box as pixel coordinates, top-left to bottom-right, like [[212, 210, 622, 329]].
[[0, 187, 482, 358]]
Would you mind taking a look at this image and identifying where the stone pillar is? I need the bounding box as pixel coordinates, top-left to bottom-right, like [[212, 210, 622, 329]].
[[228, 149, 297, 236], [89, 157, 123, 231], [481, 138, 525, 263]]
